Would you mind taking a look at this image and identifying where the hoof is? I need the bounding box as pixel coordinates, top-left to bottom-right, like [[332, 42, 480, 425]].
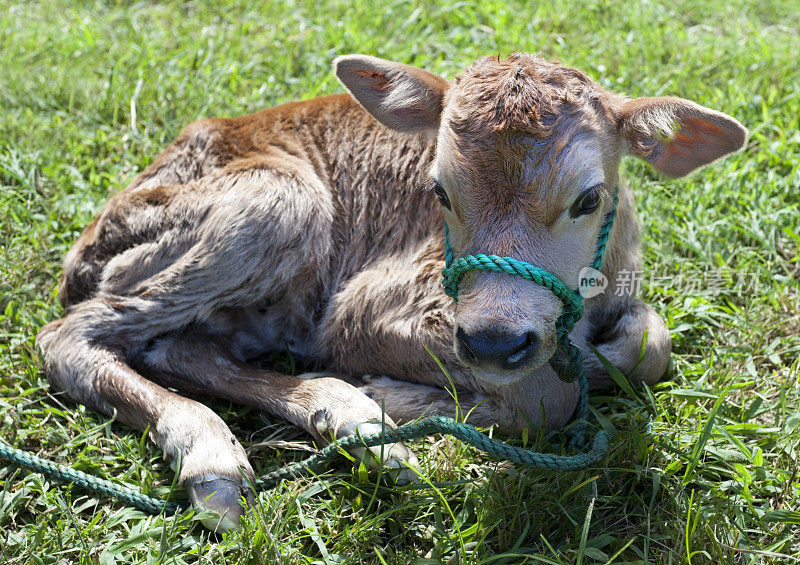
[[185, 473, 255, 532], [338, 421, 421, 485]]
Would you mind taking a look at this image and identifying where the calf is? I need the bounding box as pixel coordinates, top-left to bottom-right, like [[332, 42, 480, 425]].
[[36, 53, 746, 530]]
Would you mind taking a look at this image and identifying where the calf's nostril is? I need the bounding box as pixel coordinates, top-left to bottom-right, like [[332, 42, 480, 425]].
[[455, 326, 479, 362], [506, 331, 538, 365]]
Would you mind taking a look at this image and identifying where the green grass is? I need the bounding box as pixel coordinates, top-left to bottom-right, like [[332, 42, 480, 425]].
[[1, 0, 799, 562]]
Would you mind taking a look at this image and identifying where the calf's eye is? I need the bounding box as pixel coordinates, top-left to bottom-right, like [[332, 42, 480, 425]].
[[570, 186, 602, 218], [431, 180, 451, 210]]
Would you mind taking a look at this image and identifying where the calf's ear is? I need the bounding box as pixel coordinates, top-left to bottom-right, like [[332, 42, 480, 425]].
[[618, 97, 747, 177], [334, 55, 449, 134]]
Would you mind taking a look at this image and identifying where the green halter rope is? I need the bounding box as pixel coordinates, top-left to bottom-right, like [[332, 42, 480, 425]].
[[0, 414, 610, 516], [0, 190, 618, 517], [442, 187, 619, 448]]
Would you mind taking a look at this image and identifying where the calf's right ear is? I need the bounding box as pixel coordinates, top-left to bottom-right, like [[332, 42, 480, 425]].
[[618, 97, 748, 177], [334, 55, 449, 135]]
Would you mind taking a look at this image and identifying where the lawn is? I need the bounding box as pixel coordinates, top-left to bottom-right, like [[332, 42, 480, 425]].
[[1, 0, 798, 563]]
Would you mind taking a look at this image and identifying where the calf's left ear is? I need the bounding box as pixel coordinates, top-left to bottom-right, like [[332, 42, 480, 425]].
[[334, 55, 449, 135], [618, 97, 747, 177]]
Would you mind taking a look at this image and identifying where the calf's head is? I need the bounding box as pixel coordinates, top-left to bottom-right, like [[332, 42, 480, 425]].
[[335, 53, 746, 385]]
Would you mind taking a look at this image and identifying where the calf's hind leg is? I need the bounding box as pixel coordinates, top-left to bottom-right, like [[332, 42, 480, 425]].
[[39, 164, 349, 530], [36, 303, 255, 532]]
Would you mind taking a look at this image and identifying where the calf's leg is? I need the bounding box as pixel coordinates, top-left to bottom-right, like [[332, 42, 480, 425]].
[[136, 331, 421, 483], [584, 298, 672, 389], [317, 242, 581, 433], [35, 303, 254, 532], [37, 164, 360, 529]]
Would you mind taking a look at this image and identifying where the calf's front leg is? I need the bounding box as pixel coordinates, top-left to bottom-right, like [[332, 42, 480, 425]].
[[317, 244, 581, 433], [583, 298, 672, 389], [136, 331, 422, 485]]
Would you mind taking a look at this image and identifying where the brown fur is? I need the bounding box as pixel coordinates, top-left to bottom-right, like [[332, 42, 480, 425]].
[[36, 53, 747, 531]]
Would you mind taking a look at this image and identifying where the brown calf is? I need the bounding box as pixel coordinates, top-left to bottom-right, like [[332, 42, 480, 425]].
[[36, 53, 746, 530]]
